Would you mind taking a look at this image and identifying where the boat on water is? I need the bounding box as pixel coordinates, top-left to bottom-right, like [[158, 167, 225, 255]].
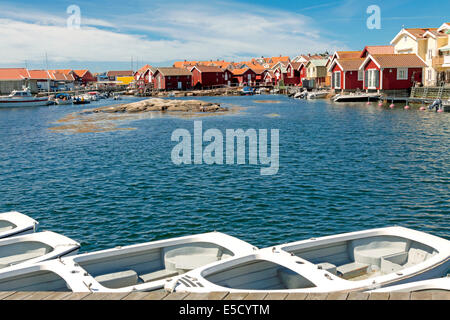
[[73, 96, 91, 105], [241, 86, 255, 95], [0, 232, 256, 292], [307, 90, 329, 99], [165, 227, 450, 293], [0, 211, 38, 239], [293, 90, 308, 99], [0, 231, 80, 273], [0, 87, 49, 108], [368, 277, 450, 293], [333, 93, 381, 102], [55, 93, 73, 105]]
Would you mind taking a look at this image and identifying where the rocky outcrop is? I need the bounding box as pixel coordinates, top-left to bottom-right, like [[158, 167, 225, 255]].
[[83, 98, 228, 114]]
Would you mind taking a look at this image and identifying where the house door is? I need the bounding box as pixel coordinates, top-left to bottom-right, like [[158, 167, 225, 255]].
[[367, 69, 379, 89], [178, 82, 182, 89]]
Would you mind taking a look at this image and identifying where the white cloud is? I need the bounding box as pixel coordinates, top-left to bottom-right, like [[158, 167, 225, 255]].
[[0, 1, 347, 65]]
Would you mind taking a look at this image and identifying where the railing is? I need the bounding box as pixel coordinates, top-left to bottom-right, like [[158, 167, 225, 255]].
[[432, 55, 450, 66]]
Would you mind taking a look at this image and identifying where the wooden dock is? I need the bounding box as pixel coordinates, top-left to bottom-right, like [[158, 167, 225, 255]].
[[0, 291, 448, 300]]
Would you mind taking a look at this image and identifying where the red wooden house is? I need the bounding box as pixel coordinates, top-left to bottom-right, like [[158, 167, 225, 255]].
[[153, 67, 192, 90], [231, 68, 257, 86], [284, 62, 302, 86], [263, 70, 275, 85], [329, 58, 365, 91], [359, 54, 426, 91], [135, 65, 156, 91], [73, 70, 96, 86], [190, 65, 225, 89], [298, 63, 307, 86], [223, 69, 233, 86]]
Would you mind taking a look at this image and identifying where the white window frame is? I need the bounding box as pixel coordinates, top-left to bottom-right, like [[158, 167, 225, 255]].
[[334, 71, 341, 89], [358, 70, 363, 81], [397, 68, 408, 80]]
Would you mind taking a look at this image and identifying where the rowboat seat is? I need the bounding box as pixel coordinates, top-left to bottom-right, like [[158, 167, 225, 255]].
[[164, 246, 221, 272], [336, 262, 369, 279], [139, 269, 179, 283], [0, 247, 49, 268], [317, 262, 337, 275], [95, 270, 138, 289]]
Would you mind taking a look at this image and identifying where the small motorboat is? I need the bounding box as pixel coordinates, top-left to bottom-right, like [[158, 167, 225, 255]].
[[0, 87, 49, 108], [55, 93, 73, 105], [73, 96, 91, 105], [307, 90, 329, 99], [368, 277, 450, 293], [0, 232, 256, 292], [0, 231, 80, 273], [294, 90, 308, 99], [0, 211, 38, 239], [241, 86, 254, 95], [165, 227, 450, 293]]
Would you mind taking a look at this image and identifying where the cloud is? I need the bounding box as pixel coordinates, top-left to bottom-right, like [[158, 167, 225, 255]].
[[0, 1, 347, 65]]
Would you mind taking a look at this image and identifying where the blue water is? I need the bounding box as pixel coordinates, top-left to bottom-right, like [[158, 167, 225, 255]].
[[0, 95, 448, 251]]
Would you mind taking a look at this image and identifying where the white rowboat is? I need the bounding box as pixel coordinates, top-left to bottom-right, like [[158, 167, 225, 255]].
[[0, 232, 256, 292], [165, 227, 450, 293], [0, 211, 38, 239]]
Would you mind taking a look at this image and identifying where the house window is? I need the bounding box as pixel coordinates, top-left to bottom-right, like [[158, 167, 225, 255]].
[[334, 71, 341, 89], [367, 69, 379, 88], [427, 69, 432, 81], [358, 70, 363, 81], [427, 49, 433, 60], [404, 35, 408, 42], [397, 68, 408, 80]]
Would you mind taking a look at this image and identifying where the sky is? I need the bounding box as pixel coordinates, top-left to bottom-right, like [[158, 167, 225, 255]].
[[0, 0, 448, 72]]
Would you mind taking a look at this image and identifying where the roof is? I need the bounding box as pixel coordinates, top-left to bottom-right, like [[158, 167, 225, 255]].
[[361, 46, 394, 57], [49, 71, 75, 81], [307, 59, 328, 67], [336, 51, 362, 59], [107, 70, 134, 77], [391, 27, 439, 44], [289, 62, 302, 70], [191, 65, 224, 73], [0, 68, 30, 80], [332, 58, 365, 71], [155, 67, 192, 76], [363, 54, 427, 69], [232, 68, 252, 75], [28, 70, 50, 80], [73, 70, 90, 77]]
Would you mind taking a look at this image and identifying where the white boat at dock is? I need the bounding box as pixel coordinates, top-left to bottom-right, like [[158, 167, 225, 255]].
[[333, 92, 381, 102], [165, 227, 450, 293], [0, 231, 80, 273], [0, 232, 256, 292], [307, 90, 329, 99], [368, 277, 450, 293], [0, 211, 38, 239], [0, 87, 49, 107]]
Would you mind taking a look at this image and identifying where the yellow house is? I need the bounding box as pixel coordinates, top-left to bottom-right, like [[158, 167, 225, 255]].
[[390, 23, 450, 86], [117, 76, 135, 85], [305, 59, 328, 88]]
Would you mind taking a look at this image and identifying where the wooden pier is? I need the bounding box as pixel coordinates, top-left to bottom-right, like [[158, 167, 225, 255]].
[[0, 290, 448, 300]]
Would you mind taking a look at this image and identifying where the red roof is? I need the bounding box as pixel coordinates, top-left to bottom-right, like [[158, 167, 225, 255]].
[[366, 54, 427, 68], [361, 46, 394, 57], [107, 70, 134, 77], [0, 68, 30, 80], [191, 65, 224, 73], [28, 70, 50, 80]]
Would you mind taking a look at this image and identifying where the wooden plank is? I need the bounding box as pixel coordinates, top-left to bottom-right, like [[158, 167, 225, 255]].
[[223, 292, 249, 300], [22, 291, 55, 300], [205, 292, 228, 300], [431, 291, 450, 300], [0, 292, 16, 300], [163, 292, 189, 300], [264, 293, 287, 300], [390, 292, 411, 300], [3, 292, 34, 300], [244, 292, 267, 300], [411, 291, 432, 300], [347, 292, 369, 300], [183, 293, 211, 301], [326, 292, 349, 300], [285, 293, 308, 300], [62, 292, 92, 300], [98, 293, 130, 300], [368, 292, 390, 300], [306, 293, 328, 300], [123, 291, 168, 300], [42, 292, 72, 300]]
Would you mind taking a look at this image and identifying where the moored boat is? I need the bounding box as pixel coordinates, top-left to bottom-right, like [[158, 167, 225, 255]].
[[307, 90, 329, 99], [55, 93, 73, 105], [368, 277, 450, 293], [0, 87, 49, 108], [0, 211, 38, 239], [165, 227, 450, 293], [241, 86, 255, 95], [0, 232, 256, 292], [0, 231, 80, 273]]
